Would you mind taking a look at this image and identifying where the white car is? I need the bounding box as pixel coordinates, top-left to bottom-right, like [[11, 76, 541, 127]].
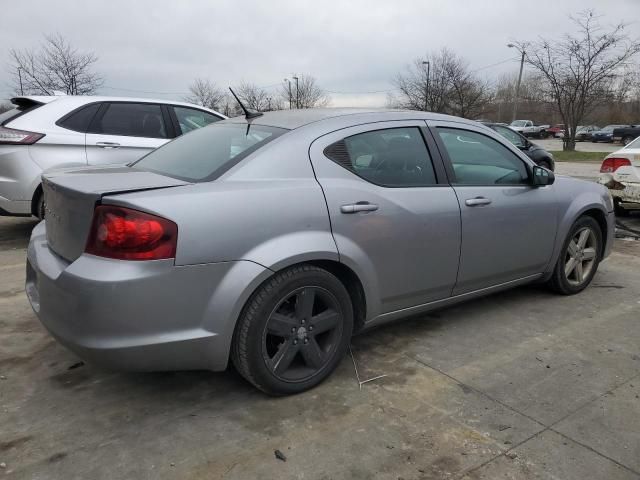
[[597, 136, 640, 215], [0, 95, 225, 218]]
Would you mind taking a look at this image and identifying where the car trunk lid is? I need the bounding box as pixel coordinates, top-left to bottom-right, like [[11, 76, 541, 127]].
[[42, 166, 190, 262]]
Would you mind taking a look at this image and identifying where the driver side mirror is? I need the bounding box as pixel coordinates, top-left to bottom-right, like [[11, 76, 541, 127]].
[[532, 165, 555, 186]]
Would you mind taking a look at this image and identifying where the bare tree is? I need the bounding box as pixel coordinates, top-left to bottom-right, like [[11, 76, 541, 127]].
[[515, 11, 640, 150], [8, 33, 102, 95], [280, 75, 330, 109], [390, 48, 490, 118], [234, 82, 283, 112], [184, 78, 226, 111]]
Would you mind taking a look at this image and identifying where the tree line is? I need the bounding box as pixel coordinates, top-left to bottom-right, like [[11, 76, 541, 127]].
[[3, 11, 640, 151]]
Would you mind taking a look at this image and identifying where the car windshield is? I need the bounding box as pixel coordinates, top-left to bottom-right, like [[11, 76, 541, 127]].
[[132, 123, 287, 182], [510, 120, 527, 127]]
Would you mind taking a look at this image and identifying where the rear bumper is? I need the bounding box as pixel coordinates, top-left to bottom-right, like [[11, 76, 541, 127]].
[[25, 221, 270, 372], [598, 175, 640, 209], [0, 145, 41, 215]]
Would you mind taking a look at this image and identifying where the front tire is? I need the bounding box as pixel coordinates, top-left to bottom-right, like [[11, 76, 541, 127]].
[[231, 265, 353, 395], [547, 216, 602, 295], [622, 136, 634, 146]]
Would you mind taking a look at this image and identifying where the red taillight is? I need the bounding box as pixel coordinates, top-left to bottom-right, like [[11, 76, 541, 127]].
[[0, 125, 45, 145], [85, 206, 177, 260], [600, 157, 632, 173]]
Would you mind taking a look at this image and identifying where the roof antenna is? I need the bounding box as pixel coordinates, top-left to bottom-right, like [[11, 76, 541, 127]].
[[228, 87, 263, 120]]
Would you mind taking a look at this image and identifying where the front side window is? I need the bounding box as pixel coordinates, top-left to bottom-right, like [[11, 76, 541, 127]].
[[437, 128, 529, 186], [324, 127, 437, 187], [90, 103, 167, 138], [133, 123, 286, 182], [173, 106, 221, 134]]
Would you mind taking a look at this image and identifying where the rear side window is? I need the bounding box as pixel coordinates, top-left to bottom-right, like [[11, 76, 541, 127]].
[[57, 103, 101, 132], [132, 123, 287, 182], [324, 127, 437, 187], [173, 106, 221, 134], [89, 103, 167, 138]]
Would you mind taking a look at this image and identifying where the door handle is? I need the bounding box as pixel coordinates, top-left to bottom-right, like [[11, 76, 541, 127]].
[[340, 202, 379, 214], [465, 197, 492, 207], [96, 142, 120, 149]]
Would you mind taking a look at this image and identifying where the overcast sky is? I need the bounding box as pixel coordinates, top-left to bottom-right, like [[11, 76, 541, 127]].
[[2, 0, 639, 107]]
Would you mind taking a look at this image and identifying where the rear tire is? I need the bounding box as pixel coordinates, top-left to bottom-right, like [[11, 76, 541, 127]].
[[231, 264, 353, 395], [622, 136, 634, 146], [34, 191, 45, 220], [547, 216, 602, 295]]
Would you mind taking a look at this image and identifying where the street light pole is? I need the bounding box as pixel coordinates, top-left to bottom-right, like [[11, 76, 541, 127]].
[[17, 67, 24, 96], [292, 75, 299, 109], [284, 79, 292, 109], [422, 60, 430, 111], [508, 43, 525, 122]]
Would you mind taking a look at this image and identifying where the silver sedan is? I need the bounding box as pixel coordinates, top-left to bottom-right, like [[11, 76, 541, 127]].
[[26, 109, 615, 395]]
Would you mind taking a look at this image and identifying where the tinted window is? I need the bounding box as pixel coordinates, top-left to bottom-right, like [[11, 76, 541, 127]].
[[437, 128, 529, 185], [91, 103, 167, 138], [57, 103, 101, 132], [324, 127, 437, 187], [174, 106, 221, 134], [0, 104, 41, 125], [133, 123, 286, 182], [492, 125, 526, 148]]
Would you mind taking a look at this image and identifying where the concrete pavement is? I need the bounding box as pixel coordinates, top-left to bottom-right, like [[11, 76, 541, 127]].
[[1, 212, 639, 479]]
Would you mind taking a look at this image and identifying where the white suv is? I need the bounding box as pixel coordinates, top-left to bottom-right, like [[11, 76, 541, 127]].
[[0, 95, 225, 218]]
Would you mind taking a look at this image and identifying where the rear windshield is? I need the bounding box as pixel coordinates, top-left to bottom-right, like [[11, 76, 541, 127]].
[[132, 123, 287, 182], [0, 102, 42, 125]]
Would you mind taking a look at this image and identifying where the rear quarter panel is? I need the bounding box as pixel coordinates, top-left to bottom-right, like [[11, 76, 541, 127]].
[[107, 133, 338, 268]]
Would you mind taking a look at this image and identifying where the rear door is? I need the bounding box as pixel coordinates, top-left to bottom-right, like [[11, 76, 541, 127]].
[[85, 102, 172, 166], [309, 121, 461, 316], [430, 121, 558, 294]]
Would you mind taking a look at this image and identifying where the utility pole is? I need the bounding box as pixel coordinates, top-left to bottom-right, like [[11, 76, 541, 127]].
[[284, 78, 292, 109], [292, 75, 299, 109], [17, 67, 24, 95], [508, 43, 526, 122], [422, 60, 430, 111]]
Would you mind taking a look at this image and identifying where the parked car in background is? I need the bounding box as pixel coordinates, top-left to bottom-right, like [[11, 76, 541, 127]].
[[26, 109, 614, 395], [0, 95, 225, 218], [547, 124, 565, 138], [591, 125, 630, 143], [484, 122, 555, 170], [575, 125, 600, 142], [509, 120, 551, 138], [612, 125, 640, 146], [598, 135, 640, 215]]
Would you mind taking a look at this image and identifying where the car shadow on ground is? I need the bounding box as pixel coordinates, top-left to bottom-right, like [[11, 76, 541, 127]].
[[0, 217, 38, 249]]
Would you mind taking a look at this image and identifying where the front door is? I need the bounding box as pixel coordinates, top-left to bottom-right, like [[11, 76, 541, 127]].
[[430, 121, 558, 295], [309, 122, 461, 318]]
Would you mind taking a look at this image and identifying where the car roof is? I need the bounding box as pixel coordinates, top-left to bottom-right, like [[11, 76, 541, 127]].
[[10, 95, 226, 116], [224, 108, 479, 130]]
